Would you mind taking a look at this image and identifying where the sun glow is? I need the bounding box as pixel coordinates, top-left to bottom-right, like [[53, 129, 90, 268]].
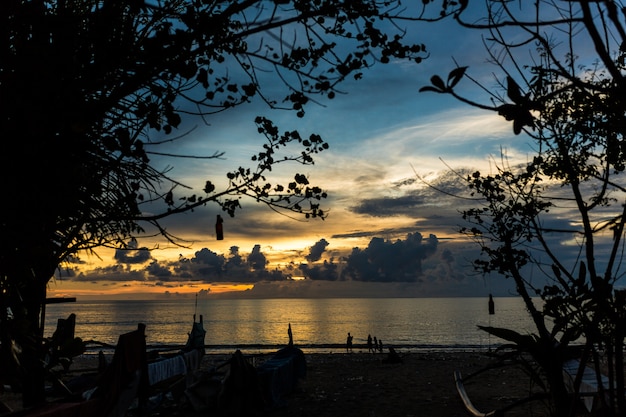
[[46, 280, 253, 300]]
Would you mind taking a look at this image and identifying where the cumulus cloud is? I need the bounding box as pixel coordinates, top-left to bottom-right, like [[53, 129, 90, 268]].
[[300, 259, 339, 281], [342, 232, 438, 282], [227, 246, 244, 267], [114, 238, 152, 264], [247, 244, 267, 271], [190, 248, 226, 280], [76, 264, 147, 282], [166, 244, 278, 283], [305, 239, 329, 262], [73, 232, 532, 296], [145, 260, 173, 280]]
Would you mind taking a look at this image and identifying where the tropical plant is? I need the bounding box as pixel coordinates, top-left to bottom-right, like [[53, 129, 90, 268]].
[[421, 1, 626, 415]]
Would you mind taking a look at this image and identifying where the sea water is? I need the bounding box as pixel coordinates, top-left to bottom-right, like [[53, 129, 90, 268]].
[[43, 297, 536, 353]]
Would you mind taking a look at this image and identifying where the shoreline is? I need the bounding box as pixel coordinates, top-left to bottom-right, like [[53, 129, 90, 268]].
[[81, 342, 502, 356]]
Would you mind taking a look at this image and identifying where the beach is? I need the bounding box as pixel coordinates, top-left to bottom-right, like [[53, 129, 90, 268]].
[[141, 350, 549, 417], [4, 350, 592, 417], [263, 350, 544, 417]]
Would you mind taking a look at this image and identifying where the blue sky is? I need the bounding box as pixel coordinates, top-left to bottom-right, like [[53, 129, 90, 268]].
[[50, 3, 584, 300]]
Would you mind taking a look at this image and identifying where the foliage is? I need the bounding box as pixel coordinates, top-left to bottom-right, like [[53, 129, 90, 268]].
[[0, 0, 464, 406], [420, 1, 626, 415]]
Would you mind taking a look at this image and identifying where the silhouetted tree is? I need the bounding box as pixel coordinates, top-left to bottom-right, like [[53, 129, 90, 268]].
[[1, 0, 462, 406], [421, 2, 626, 415]]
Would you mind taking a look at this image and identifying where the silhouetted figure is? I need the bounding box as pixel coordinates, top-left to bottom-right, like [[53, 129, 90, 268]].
[[488, 293, 495, 315], [382, 347, 403, 364], [378, 339, 383, 353], [98, 350, 108, 374], [288, 323, 293, 347], [373, 336, 378, 354], [346, 332, 353, 353], [367, 334, 373, 353], [215, 214, 224, 240]]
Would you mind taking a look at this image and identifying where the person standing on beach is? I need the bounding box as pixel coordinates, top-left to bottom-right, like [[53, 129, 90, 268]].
[[367, 334, 373, 353], [378, 339, 383, 353], [373, 336, 378, 353], [346, 332, 353, 353]]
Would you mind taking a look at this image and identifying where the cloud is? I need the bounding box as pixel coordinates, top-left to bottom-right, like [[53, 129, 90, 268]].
[[75, 264, 147, 282], [342, 232, 438, 282], [169, 244, 282, 283], [188, 248, 226, 280], [300, 259, 339, 281], [350, 168, 475, 218], [247, 244, 267, 271], [54, 265, 78, 279], [145, 260, 173, 279], [114, 238, 152, 264], [305, 239, 329, 262], [350, 195, 427, 217]]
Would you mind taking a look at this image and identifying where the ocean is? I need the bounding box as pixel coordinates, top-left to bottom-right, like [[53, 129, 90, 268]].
[[43, 297, 537, 354]]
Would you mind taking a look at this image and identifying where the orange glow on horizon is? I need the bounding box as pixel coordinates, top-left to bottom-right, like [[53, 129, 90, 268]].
[[46, 281, 254, 300]]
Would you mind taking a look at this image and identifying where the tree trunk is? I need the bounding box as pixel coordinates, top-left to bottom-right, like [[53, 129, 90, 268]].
[[17, 283, 47, 408], [0, 270, 49, 408]]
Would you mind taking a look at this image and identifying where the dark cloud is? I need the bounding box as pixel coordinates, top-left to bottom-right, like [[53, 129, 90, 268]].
[[305, 239, 329, 262], [158, 289, 210, 299], [350, 195, 426, 217], [75, 264, 147, 282], [190, 248, 226, 280], [350, 169, 476, 220], [392, 177, 418, 188], [145, 260, 173, 279], [54, 266, 77, 279], [441, 248, 454, 265], [73, 233, 530, 296], [332, 225, 424, 240], [114, 239, 152, 264], [342, 232, 438, 282], [167, 244, 281, 283], [247, 244, 267, 271], [226, 246, 244, 268], [300, 259, 339, 281]]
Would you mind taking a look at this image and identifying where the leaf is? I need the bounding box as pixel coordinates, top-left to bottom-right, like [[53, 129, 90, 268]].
[[506, 76, 524, 104], [447, 66, 467, 89], [196, 68, 208, 88], [497, 104, 533, 135], [497, 104, 516, 121], [430, 75, 446, 91], [203, 181, 215, 194], [477, 325, 538, 352], [419, 86, 444, 94]]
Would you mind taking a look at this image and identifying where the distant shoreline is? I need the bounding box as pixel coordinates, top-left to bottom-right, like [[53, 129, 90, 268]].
[[60, 294, 525, 302]]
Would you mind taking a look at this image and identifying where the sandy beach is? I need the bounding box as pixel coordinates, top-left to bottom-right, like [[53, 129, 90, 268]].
[[2, 350, 581, 417], [264, 350, 545, 417]]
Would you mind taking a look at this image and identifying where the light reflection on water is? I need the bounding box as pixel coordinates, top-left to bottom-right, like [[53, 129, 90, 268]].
[[44, 297, 536, 353]]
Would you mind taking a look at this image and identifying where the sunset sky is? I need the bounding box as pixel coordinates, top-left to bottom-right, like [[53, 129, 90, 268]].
[[47, 3, 606, 300]]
